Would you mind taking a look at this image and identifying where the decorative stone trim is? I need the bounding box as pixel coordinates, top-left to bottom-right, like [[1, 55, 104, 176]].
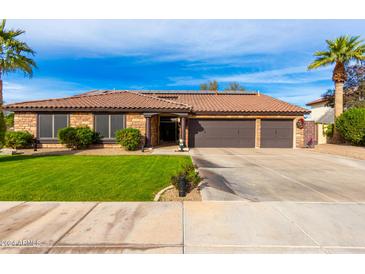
[[255, 118, 261, 148]]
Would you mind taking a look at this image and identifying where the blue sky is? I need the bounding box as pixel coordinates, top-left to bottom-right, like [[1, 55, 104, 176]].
[[4, 20, 365, 107]]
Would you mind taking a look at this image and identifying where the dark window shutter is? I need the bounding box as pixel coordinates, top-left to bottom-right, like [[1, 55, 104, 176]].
[[54, 114, 68, 138], [110, 114, 124, 139], [39, 114, 53, 138], [95, 114, 110, 139]]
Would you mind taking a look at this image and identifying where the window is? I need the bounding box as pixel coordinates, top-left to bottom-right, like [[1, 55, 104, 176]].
[[38, 114, 69, 139], [95, 114, 125, 139]]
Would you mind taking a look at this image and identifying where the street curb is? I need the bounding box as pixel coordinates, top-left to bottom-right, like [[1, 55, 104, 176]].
[[154, 185, 175, 201]]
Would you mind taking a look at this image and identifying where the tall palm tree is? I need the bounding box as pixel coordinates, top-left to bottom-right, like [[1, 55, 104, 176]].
[[0, 19, 36, 106], [308, 35, 365, 117]]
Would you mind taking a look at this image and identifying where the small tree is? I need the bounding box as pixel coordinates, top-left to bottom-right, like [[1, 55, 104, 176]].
[[200, 80, 218, 91], [225, 82, 245, 91]]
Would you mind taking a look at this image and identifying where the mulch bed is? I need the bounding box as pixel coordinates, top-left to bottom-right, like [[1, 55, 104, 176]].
[[159, 187, 202, 201]]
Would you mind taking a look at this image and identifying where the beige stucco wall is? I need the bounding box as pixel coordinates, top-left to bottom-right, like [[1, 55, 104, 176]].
[[317, 123, 328, 145]]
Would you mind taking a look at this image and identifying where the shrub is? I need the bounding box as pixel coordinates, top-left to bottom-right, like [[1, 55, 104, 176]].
[[0, 111, 5, 147], [75, 126, 94, 149], [115, 128, 141, 151], [324, 124, 334, 137], [58, 126, 96, 149], [171, 163, 202, 192], [4, 131, 34, 149], [335, 108, 365, 145], [58, 127, 78, 148], [5, 113, 14, 129]]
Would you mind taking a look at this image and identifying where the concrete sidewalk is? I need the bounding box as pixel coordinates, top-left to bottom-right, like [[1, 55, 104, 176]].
[[1, 201, 365, 254]]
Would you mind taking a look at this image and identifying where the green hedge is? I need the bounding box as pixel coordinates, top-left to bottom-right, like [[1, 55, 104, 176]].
[[58, 126, 100, 149], [335, 108, 365, 145], [115, 128, 141, 151], [4, 131, 34, 149]]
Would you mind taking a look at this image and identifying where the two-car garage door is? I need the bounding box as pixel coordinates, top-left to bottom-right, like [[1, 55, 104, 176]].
[[188, 119, 293, 148], [188, 119, 256, 148]]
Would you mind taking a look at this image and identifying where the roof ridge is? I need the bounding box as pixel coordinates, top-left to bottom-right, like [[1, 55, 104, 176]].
[[124, 90, 192, 109]]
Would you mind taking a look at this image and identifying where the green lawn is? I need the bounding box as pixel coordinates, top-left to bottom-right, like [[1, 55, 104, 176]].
[[0, 155, 191, 201]]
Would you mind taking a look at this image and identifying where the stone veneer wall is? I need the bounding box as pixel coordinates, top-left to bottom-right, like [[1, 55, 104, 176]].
[[69, 113, 94, 129], [255, 119, 261, 148], [126, 113, 146, 146], [14, 112, 37, 137], [295, 117, 304, 148], [151, 115, 159, 147]]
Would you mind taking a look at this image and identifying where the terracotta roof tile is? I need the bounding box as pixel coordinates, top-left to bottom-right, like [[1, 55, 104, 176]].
[[306, 97, 328, 106], [5, 91, 191, 112], [5, 90, 309, 114]]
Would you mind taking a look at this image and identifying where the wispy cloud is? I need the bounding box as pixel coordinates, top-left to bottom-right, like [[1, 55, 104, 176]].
[[168, 66, 332, 86], [9, 20, 365, 62], [4, 19, 365, 106], [3, 78, 91, 103]]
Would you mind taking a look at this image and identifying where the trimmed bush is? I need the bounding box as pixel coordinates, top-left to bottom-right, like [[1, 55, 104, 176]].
[[171, 163, 202, 192], [58, 126, 96, 149], [115, 128, 141, 151], [75, 126, 94, 149], [58, 127, 78, 148], [4, 131, 34, 149], [335, 108, 365, 145]]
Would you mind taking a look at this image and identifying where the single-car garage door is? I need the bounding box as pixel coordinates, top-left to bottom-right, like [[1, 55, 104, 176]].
[[260, 119, 293, 148], [188, 119, 255, 148]]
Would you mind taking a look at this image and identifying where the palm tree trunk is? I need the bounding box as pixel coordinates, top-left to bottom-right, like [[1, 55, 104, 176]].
[[334, 81, 344, 117]]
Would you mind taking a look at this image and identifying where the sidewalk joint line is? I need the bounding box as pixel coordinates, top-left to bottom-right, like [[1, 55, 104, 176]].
[[45, 202, 100, 254]]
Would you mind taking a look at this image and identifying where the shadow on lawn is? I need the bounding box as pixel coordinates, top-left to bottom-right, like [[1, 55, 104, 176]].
[[0, 150, 81, 163]]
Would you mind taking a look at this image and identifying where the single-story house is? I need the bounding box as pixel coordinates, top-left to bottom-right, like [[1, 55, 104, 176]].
[[4, 90, 310, 148], [305, 97, 334, 145]]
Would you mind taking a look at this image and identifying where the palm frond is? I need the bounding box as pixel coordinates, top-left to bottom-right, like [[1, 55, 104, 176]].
[[0, 20, 37, 77]]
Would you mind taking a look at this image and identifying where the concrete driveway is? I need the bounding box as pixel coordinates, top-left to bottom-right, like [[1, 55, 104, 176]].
[[190, 148, 365, 202]]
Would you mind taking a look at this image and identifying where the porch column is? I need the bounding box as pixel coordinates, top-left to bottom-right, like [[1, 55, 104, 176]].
[[181, 117, 187, 146], [144, 114, 152, 147]]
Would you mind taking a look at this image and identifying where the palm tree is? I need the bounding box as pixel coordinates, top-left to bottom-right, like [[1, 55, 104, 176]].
[[308, 35, 365, 117], [0, 19, 36, 106]]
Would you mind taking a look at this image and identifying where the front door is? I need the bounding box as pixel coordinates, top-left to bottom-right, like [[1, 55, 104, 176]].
[[159, 117, 178, 144]]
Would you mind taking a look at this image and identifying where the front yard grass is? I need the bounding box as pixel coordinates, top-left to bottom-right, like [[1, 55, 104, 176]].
[[0, 155, 191, 201]]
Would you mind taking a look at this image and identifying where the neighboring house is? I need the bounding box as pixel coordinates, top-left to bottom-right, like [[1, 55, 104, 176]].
[[305, 97, 334, 145], [4, 90, 309, 149]]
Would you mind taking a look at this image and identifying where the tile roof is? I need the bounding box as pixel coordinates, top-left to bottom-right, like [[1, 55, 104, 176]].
[[5, 91, 191, 112], [153, 93, 309, 114], [5, 90, 309, 114], [306, 97, 328, 106]]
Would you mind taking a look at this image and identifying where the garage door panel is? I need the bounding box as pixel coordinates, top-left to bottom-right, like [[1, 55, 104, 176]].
[[189, 119, 255, 148], [261, 119, 293, 148]]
